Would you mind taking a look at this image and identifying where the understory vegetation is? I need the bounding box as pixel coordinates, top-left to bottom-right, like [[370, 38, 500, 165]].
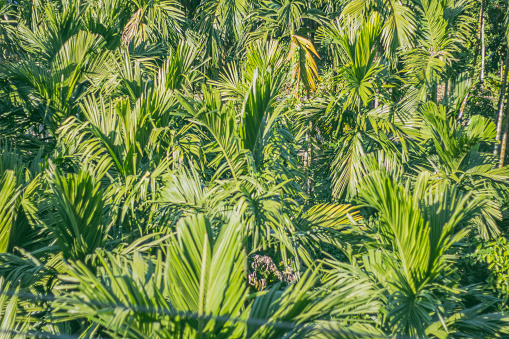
[[1, 0, 509, 338]]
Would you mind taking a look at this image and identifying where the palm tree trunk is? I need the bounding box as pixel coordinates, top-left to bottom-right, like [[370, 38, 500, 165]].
[[458, 95, 468, 119], [495, 51, 509, 155], [460, 0, 485, 118], [304, 90, 313, 200], [374, 46, 380, 108], [472, 1, 483, 73], [480, 0, 486, 84], [499, 91, 509, 167], [444, 78, 449, 103], [307, 120, 313, 199]]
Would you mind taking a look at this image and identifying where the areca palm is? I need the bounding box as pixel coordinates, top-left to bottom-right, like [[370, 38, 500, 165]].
[[339, 0, 417, 57], [404, 0, 473, 102], [179, 59, 290, 179], [310, 13, 422, 199], [323, 170, 508, 338], [0, 0, 508, 338], [255, 0, 323, 94], [59, 106, 171, 236], [0, 147, 44, 253], [51, 53, 199, 237], [0, 8, 112, 141], [0, 1, 17, 59], [299, 15, 403, 200], [83, 0, 141, 49], [211, 39, 286, 103], [319, 13, 385, 109], [122, 0, 185, 45], [416, 102, 509, 239], [193, 0, 251, 69], [178, 86, 248, 180], [45, 167, 108, 262], [54, 210, 380, 338], [321, 100, 415, 199]]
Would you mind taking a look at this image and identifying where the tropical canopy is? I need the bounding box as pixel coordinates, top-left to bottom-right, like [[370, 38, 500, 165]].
[[0, 0, 508, 338]]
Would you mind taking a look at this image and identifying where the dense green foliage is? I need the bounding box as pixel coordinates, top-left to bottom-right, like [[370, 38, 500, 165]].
[[1, 0, 509, 338]]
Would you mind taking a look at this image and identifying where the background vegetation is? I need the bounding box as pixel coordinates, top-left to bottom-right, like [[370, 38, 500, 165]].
[[0, 0, 509, 337]]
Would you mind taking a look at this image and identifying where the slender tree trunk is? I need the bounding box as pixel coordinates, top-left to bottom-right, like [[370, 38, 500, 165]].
[[461, 0, 486, 118], [495, 51, 509, 155], [304, 90, 313, 200], [303, 93, 309, 198], [374, 45, 379, 108], [304, 125, 309, 184], [480, 0, 486, 84], [444, 78, 449, 103], [472, 1, 483, 73], [501, 54, 504, 80], [243, 246, 249, 282], [308, 120, 313, 200], [499, 91, 509, 167], [458, 95, 468, 119]]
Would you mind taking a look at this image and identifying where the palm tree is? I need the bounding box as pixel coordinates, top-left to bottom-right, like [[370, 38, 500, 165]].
[[53, 210, 381, 338], [339, 0, 417, 58], [0, 1, 507, 338], [416, 102, 509, 239], [404, 0, 473, 103], [255, 0, 324, 94], [324, 170, 509, 338], [122, 0, 185, 45]]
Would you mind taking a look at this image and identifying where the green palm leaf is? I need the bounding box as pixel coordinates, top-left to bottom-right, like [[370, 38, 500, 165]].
[[0, 171, 18, 253], [47, 167, 107, 262]]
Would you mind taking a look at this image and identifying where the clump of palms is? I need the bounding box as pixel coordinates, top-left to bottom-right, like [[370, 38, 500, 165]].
[[0, 0, 507, 338]]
